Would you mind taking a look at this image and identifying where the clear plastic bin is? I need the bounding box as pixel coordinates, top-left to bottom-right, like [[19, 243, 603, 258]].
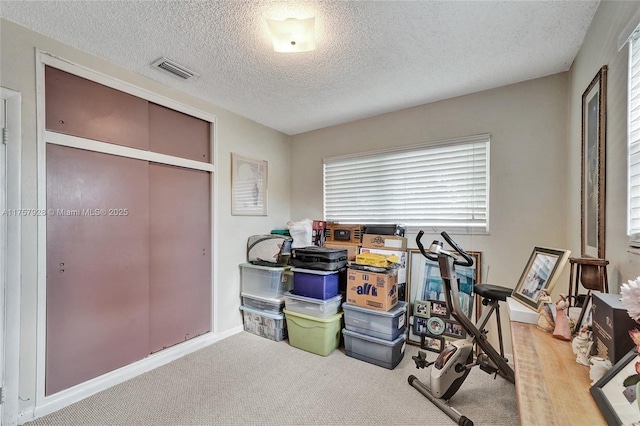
[[342, 301, 407, 340], [240, 263, 292, 299], [241, 292, 285, 314], [283, 291, 342, 319], [343, 327, 407, 369], [239, 305, 287, 341]]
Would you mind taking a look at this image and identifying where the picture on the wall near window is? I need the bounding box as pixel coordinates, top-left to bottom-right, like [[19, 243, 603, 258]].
[[231, 153, 268, 216], [581, 65, 607, 258], [511, 247, 571, 311], [590, 349, 640, 425], [406, 249, 481, 345]]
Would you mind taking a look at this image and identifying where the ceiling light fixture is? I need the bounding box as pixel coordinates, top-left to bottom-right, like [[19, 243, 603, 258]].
[[267, 17, 316, 53]]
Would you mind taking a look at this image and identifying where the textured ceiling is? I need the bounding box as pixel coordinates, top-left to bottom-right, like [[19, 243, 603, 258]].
[[1, 1, 599, 135]]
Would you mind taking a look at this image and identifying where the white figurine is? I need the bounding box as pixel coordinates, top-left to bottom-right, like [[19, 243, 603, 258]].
[[572, 326, 593, 366]]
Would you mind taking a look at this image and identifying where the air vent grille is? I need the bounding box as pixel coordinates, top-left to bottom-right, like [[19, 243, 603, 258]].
[[152, 57, 199, 80]]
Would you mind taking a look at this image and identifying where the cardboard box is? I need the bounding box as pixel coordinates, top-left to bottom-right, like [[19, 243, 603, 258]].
[[312, 220, 326, 247], [358, 247, 407, 285], [362, 234, 407, 251], [324, 242, 360, 261], [347, 268, 398, 312], [592, 292, 638, 364], [325, 223, 364, 244]]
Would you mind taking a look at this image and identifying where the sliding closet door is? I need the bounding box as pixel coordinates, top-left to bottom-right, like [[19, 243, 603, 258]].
[[46, 145, 150, 396], [45, 66, 149, 150], [149, 164, 211, 353]]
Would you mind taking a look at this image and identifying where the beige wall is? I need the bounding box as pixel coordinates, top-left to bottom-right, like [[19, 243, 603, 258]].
[[291, 73, 571, 353], [0, 19, 291, 414], [567, 0, 640, 289]]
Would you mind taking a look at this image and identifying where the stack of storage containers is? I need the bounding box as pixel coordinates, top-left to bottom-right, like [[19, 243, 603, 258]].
[[239, 263, 293, 341], [342, 250, 408, 369], [283, 246, 348, 356]]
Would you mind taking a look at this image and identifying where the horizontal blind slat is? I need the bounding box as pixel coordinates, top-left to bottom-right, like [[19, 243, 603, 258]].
[[324, 136, 489, 228]]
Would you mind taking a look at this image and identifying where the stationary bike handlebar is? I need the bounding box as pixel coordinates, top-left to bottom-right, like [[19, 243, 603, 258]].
[[415, 230, 474, 267]]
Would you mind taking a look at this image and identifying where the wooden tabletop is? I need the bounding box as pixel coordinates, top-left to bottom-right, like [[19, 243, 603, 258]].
[[510, 321, 606, 425]]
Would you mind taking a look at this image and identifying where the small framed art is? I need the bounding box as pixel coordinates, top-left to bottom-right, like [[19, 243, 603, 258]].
[[421, 335, 444, 353], [511, 247, 571, 310], [231, 153, 267, 216], [590, 349, 640, 425]]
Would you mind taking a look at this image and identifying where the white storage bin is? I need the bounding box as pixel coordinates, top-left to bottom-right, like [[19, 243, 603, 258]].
[[342, 301, 407, 340], [283, 291, 343, 319], [240, 263, 292, 299], [239, 305, 287, 341], [241, 292, 285, 314]]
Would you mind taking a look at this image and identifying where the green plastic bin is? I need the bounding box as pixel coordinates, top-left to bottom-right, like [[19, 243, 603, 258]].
[[283, 309, 343, 356]]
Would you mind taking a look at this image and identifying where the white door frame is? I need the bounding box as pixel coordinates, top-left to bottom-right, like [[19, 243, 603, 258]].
[[1, 87, 23, 426]]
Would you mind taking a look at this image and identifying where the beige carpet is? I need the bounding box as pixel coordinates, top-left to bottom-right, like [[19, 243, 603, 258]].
[[26, 332, 518, 426]]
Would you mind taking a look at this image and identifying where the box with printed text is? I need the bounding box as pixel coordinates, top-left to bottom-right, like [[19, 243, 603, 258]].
[[361, 234, 407, 251], [346, 267, 398, 312]]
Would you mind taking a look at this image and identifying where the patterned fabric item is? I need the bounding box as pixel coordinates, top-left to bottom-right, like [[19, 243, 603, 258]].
[[247, 235, 291, 265]]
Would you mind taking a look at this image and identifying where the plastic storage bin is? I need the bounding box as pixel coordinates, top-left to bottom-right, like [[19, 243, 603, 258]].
[[342, 301, 407, 340], [239, 305, 287, 341], [283, 291, 342, 319], [342, 328, 407, 369], [240, 263, 292, 299], [283, 309, 343, 356], [241, 292, 285, 314], [291, 268, 339, 300]]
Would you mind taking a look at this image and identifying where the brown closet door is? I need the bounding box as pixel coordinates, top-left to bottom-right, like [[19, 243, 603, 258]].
[[149, 164, 211, 353], [46, 144, 150, 396], [45, 66, 149, 150], [148, 103, 210, 162]]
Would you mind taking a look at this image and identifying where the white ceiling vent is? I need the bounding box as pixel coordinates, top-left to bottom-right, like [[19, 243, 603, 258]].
[[152, 57, 199, 80]]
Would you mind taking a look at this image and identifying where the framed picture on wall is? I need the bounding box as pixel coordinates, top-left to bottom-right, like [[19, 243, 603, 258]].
[[231, 153, 268, 216], [581, 65, 607, 258]]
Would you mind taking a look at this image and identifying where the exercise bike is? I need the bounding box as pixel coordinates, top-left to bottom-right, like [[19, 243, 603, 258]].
[[408, 231, 515, 426]]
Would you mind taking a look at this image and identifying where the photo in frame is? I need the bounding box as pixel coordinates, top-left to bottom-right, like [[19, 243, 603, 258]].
[[511, 247, 571, 311], [407, 249, 481, 345], [581, 65, 607, 258], [414, 300, 430, 318], [421, 335, 444, 353], [429, 300, 449, 318], [231, 153, 268, 216], [413, 316, 429, 335], [590, 349, 640, 425], [443, 320, 465, 339]]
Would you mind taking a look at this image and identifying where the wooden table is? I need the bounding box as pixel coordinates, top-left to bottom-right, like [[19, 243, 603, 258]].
[[510, 321, 606, 425]]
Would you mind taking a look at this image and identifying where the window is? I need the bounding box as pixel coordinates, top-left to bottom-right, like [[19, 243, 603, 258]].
[[629, 27, 640, 244], [323, 134, 490, 232]]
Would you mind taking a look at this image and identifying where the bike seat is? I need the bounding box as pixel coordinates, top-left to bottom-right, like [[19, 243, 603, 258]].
[[474, 283, 512, 302]]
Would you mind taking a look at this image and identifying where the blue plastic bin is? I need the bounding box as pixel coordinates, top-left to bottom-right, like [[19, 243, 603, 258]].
[[292, 268, 339, 300]]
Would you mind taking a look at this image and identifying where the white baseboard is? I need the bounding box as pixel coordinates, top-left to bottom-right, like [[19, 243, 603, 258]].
[[21, 326, 243, 424], [17, 407, 34, 426]]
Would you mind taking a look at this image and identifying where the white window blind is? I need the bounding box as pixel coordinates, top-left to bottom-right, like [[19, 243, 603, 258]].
[[323, 134, 490, 231], [629, 29, 640, 243]]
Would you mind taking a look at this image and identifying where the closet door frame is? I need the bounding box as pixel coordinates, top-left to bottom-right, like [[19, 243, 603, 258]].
[[34, 51, 220, 419]]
